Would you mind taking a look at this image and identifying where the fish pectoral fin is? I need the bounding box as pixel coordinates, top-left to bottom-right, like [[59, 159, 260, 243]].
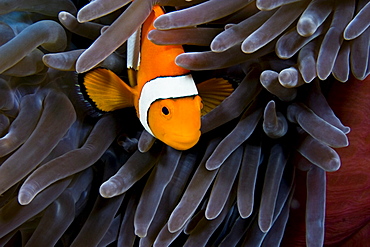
[[82, 68, 135, 112], [197, 78, 234, 116]]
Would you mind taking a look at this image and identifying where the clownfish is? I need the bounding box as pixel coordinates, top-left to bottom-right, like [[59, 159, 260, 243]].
[[80, 6, 233, 150]]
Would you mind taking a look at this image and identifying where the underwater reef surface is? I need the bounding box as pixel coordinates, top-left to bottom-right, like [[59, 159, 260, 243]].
[[0, 0, 369, 246]]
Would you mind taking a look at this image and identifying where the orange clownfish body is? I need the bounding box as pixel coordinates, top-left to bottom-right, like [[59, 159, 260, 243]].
[[81, 6, 233, 150]]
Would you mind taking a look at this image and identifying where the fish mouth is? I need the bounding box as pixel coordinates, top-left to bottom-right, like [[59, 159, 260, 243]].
[[163, 131, 201, 150]]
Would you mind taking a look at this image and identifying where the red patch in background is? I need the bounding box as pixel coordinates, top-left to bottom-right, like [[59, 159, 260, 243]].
[[282, 75, 370, 246], [325, 76, 370, 246]]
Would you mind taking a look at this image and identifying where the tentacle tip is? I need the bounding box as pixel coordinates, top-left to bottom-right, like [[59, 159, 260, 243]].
[[302, 72, 316, 83], [18, 190, 34, 205], [266, 100, 275, 108], [174, 53, 185, 63], [255, 3, 273, 11], [58, 11, 69, 22], [333, 73, 349, 83], [205, 160, 220, 171], [343, 27, 357, 40], [76, 8, 91, 23], [326, 158, 341, 172], [239, 209, 252, 219], [276, 52, 290, 60], [205, 208, 218, 220], [153, 15, 171, 30], [76, 14, 84, 23], [210, 40, 227, 53], [343, 32, 351, 40], [99, 181, 118, 198], [42, 54, 52, 66], [167, 218, 183, 234], [297, 17, 317, 37], [138, 145, 150, 153], [241, 43, 257, 54], [146, 30, 156, 42], [76, 56, 93, 74], [174, 54, 192, 70], [258, 219, 271, 233], [134, 227, 147, 238], [343, 139, 349, 148], [317, 71, 330, 81], [343, 126, 351, 135], [353, 71, 369, 81], [338, 135, 350, 148], [279, 71, 295, 87]]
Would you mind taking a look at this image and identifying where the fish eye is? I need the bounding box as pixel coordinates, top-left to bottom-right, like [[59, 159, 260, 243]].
[[162, 106, 170, 115]]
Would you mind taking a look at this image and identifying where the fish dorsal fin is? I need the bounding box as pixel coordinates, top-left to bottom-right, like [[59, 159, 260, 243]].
[[82, 68, 135, 112], [197, 78, 234, 116], [137, 5, 190, 87], [127, 28, 141, 71], [127, 28, 141, 87]]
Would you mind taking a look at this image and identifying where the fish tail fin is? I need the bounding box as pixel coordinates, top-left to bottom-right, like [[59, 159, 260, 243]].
[[81, 68, 135, 112], [197, 78, 234, 116]]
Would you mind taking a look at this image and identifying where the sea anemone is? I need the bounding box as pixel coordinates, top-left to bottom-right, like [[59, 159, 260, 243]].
[[0, 0, 369, 246]]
